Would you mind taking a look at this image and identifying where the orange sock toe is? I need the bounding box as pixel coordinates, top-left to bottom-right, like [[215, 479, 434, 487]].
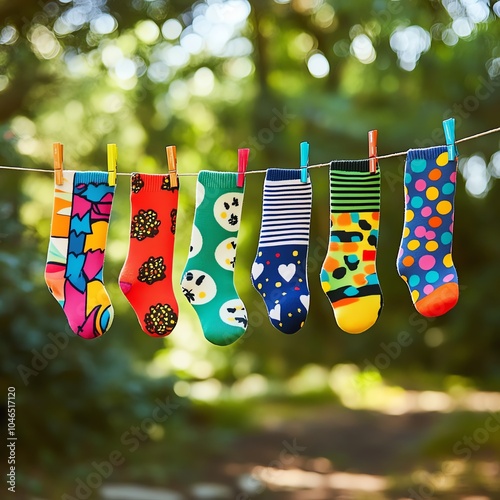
[[415, 283, 459, 317]]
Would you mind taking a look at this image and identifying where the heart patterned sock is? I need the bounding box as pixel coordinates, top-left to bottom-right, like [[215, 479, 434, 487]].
[[251, 169, 312, 334]]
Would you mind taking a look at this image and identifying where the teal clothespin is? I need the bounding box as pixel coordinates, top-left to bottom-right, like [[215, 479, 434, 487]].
[[300, 141, 309, 183], [443, 118, 458, 162]]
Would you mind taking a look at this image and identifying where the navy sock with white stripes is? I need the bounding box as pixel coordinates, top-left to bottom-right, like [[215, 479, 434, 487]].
[[251, 169, 312, 334]]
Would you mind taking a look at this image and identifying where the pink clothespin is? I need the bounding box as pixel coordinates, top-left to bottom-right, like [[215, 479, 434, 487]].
[[237, 148, 249, 188]]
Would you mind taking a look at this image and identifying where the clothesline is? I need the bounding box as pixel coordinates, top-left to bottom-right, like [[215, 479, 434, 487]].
[[0, 125, 499, 177]]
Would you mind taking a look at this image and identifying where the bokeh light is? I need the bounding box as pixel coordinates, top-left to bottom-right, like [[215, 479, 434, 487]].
[[307, 52, 330, 78], [390, 25, 431, 71]]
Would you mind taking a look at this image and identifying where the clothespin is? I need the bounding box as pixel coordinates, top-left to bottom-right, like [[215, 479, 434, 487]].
[[107, 144, 117, 186], [237, 148, 249, 188], [53, 142, 64, 186], [300, 141, 309, 183], [368, 130, 378, 173], [443, 118, 458, 161], [166, 145, 178, 188]]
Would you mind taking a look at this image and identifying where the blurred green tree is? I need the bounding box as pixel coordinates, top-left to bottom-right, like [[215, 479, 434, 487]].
[[1, 0, 500, 496]]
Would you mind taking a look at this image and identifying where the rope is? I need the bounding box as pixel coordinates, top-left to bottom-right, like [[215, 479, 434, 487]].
[[0, 126, 499, 178]]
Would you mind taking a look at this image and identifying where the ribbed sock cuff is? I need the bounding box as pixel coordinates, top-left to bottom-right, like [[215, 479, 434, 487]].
[[198, 171, 241, 190], [408, 145, 448, 161], [74, 171, 110, 185], [330, 160, 373, 172], [266, 168, 304, 182], [131, 173, 176, 192]]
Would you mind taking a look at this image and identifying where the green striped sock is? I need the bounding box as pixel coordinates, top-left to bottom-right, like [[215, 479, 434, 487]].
[[320, 160, 383, 334]]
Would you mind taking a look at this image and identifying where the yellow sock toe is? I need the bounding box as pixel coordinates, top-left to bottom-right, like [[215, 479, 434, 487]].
[[333, 295, 382, 334]]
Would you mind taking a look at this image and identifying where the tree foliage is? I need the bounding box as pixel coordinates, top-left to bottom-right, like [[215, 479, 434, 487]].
[[1, 0, 500, 495]]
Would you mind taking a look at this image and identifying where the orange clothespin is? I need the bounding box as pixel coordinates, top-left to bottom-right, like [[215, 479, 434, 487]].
[[166, 145, 178, 188], [237, 148, 249, 188], [107, 144, 117, 187], [53, 142, 64, 186], [368, 130, 378, 174]]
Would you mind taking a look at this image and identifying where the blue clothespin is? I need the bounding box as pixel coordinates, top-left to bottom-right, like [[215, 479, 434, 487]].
[[443, 118, 458, 162], [300, 141, 309, 183]]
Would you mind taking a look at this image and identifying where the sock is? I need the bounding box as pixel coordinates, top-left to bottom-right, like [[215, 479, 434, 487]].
[[119, 173, 179, 337], [45, 171, 115, 339], [251, 168, 312, 334], [180, 171, 247, 346], [397, 146, 459, 317], [320, 160, 383, 334]]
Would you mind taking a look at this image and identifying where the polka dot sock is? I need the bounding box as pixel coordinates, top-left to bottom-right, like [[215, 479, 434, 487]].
[[320, 160, 383, 334], [119, 174, 179, 337], [251, 169, 312, 334], [397, 146, 459, 317], [181, 171, 247, 346]]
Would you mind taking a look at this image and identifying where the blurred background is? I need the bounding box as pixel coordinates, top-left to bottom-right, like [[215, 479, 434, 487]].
[[1, 1, 500, 499]]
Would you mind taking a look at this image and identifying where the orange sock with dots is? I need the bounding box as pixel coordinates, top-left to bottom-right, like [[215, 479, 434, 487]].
[[119, 173, 179, 337]]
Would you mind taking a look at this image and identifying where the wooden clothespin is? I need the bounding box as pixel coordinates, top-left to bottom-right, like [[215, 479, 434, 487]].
[[443, 118, 458, 162], [368, 130, 378, 173], [53, 142, 64, 186], [166, 145, 178, 188], [300, 141, 309, 183], [107, 144, 117, 187], [237, 148, 249, 188]]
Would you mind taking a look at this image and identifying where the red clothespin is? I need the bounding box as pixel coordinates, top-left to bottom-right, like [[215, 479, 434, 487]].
[[166, 145, 178, 188], [237, 148, 249, 188], [53, 142, 64, 186], [368, 130, 378, 173]]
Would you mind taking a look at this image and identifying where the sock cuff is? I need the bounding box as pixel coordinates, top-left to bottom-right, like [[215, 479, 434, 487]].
[[131, 173, 175, 192], [408, 145, 448, 161], [74, 171, 110, 185], [330, 160, 374, 172], [266, 168, 304, 182], [198, 171, 241, 190]]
